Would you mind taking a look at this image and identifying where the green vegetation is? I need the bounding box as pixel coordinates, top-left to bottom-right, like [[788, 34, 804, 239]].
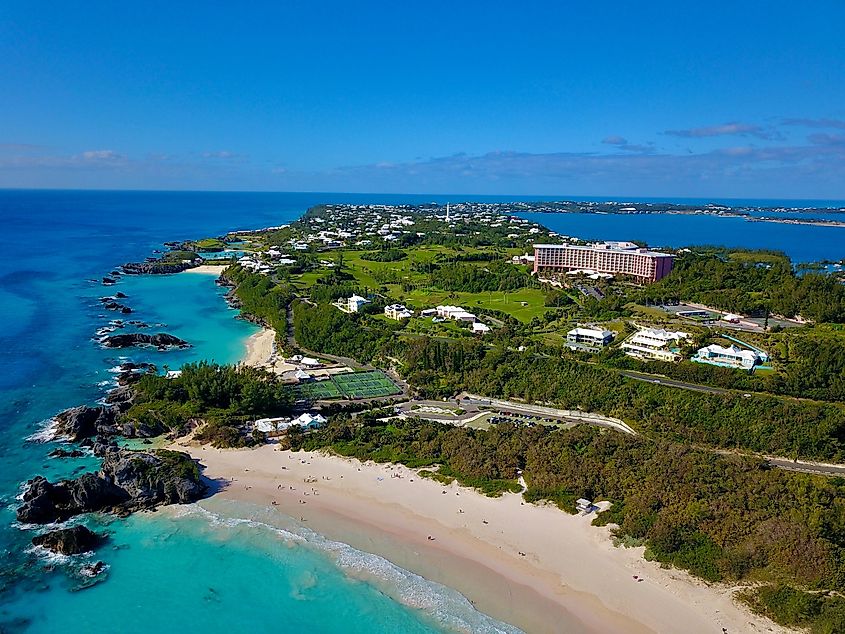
[[430, 261, 533, 293], [193, 237, 227, 251], [292, 416, 845, 633], [360, 248, 407, 262], [638, 249, 845, 322], [124, 362, 293, 447], [292, 301, 402, 363], [224, 265, 291, 337]]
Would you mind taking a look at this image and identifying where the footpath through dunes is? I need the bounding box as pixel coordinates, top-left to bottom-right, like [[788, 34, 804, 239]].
[[178, 443, 790, 634]]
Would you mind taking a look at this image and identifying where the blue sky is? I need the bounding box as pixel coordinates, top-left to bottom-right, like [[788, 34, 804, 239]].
[[1, 1, 845, 198]]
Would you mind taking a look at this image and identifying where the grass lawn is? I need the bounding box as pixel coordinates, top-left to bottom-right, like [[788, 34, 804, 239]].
[[627, 303, 670, 319], [398, 287, 550, 323]]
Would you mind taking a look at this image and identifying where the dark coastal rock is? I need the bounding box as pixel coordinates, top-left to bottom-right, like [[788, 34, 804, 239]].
[[101, 333, 189, 349], [48, 447, 85, 459], [121, 261, 195, 275], [54, 405, 119, 442], [99, 297, 132, 313], [105, 386, 134, 406], [114, 291, 128, 299], [92, 438, 120, 457], [113, 362, 156, 387], [80, 560, 107, 578], [16, 473, 127, 524], [101, 277, 116, 285], [16, 449, 206, 524], [32, 526, 103, 555]]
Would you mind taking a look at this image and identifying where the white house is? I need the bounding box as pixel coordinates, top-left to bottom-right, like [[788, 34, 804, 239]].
[[566, 327, 613, 350], [347, 295, 370, 313], [622, 328, 690, 362], [436, 305, 477, 322], [692, 344, 764, 369], [472, 322, 491, 334], [385, 304, 414, 320], [299, 356, 321, 368], [291, 412, 327, 429]]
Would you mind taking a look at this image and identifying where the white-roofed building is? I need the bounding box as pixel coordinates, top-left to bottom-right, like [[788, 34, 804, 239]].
[[472, 322, 491, 334], [566, 327, 614, 351], [347, 295, 369, 313], [436, 305, 477, 322], [291, 412, 327, 429], [621, 328, 690, 362], [692, 344, 764, 369], [385, 304, 414, 320]]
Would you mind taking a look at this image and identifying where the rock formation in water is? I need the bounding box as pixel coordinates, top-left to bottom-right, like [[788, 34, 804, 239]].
[[16, 449, 206, 524], [31, 525, 103, 555], [100, 333, 189, 349]]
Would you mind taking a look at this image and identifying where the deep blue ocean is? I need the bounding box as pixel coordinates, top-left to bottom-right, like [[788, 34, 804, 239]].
[[0, 189, 843, 634]]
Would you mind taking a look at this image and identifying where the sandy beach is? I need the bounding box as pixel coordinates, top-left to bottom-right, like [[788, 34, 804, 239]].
[[175, 442, 788, 634], [183, 263, 230, 274], [242, 327, 276, 366]]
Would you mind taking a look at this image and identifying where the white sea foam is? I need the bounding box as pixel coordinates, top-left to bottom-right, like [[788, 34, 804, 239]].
[[178, 503, 523, 634], [26, 417, 62, 443]]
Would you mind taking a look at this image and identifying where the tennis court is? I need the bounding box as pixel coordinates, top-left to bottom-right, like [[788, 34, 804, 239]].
[[295, 370, 401, 401], [333, 370, 401, 399]]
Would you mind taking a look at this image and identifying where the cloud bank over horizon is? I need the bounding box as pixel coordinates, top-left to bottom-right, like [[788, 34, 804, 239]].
[[3, 117, 845, 200]]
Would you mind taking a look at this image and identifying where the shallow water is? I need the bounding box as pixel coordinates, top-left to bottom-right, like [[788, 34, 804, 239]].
[[0, 190, 521, 634], [2, 189, 844, 633]]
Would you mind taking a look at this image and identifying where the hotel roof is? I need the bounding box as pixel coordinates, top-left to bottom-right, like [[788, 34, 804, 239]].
[[533, 243, 673, 257]]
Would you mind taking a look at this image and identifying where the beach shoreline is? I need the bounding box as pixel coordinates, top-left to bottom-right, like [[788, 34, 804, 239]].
[[242, 327, 276, 367], [174, 442, 788, 634], [183, 263, 231, 274]]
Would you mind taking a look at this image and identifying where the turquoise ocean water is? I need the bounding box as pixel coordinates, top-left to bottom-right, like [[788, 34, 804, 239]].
[[1, 190, 844, 633]]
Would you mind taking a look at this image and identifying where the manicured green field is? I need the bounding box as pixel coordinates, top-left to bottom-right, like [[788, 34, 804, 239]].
[[295, 370, 401, 400], [296, 380, 342, 400], [332, 370, 401, 398], [399, 288, 551, 322]]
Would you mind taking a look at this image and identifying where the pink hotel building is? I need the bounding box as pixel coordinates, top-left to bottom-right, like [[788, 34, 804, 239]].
[[532, 242, 674, 283]]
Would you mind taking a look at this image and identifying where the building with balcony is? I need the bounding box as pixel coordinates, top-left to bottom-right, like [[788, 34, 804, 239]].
[[533, 242, 674, 283]]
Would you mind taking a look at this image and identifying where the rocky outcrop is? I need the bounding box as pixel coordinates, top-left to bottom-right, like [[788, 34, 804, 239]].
[[16, 473, 127, 524], [48, 447, 85, 459], [121, 261, 195, 275], [99, 297, 132, 314], [101, 333, 189, 349], [54, 405, 120, 442], [32, 525, 103, 555], [114, 362, 156, 386], [16, 449, 206, 524]]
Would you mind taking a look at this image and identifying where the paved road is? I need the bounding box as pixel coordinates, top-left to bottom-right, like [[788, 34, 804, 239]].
[[617, 369, 729, 395], [766, 457, 845, 477]]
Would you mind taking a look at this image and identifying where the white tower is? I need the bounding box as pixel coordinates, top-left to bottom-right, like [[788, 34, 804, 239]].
[[445, 203, 450, 223]]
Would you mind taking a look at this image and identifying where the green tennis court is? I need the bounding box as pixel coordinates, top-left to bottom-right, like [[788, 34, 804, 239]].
[[295, 370, 401, 401]]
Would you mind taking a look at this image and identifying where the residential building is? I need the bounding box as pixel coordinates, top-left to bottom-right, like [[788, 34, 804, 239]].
[[472, 322, 491, 334], [346, 295, 369, 313], [622, 328, 690, 362], [436, 305, 477, 322], [385, 304, 414, 320], [566, 327, 614, 351], [533, 242, 674, 283], [692, 344, 764, 369]]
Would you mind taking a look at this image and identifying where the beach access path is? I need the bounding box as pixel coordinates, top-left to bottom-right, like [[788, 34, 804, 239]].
[[177, 443, 790, 634]]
